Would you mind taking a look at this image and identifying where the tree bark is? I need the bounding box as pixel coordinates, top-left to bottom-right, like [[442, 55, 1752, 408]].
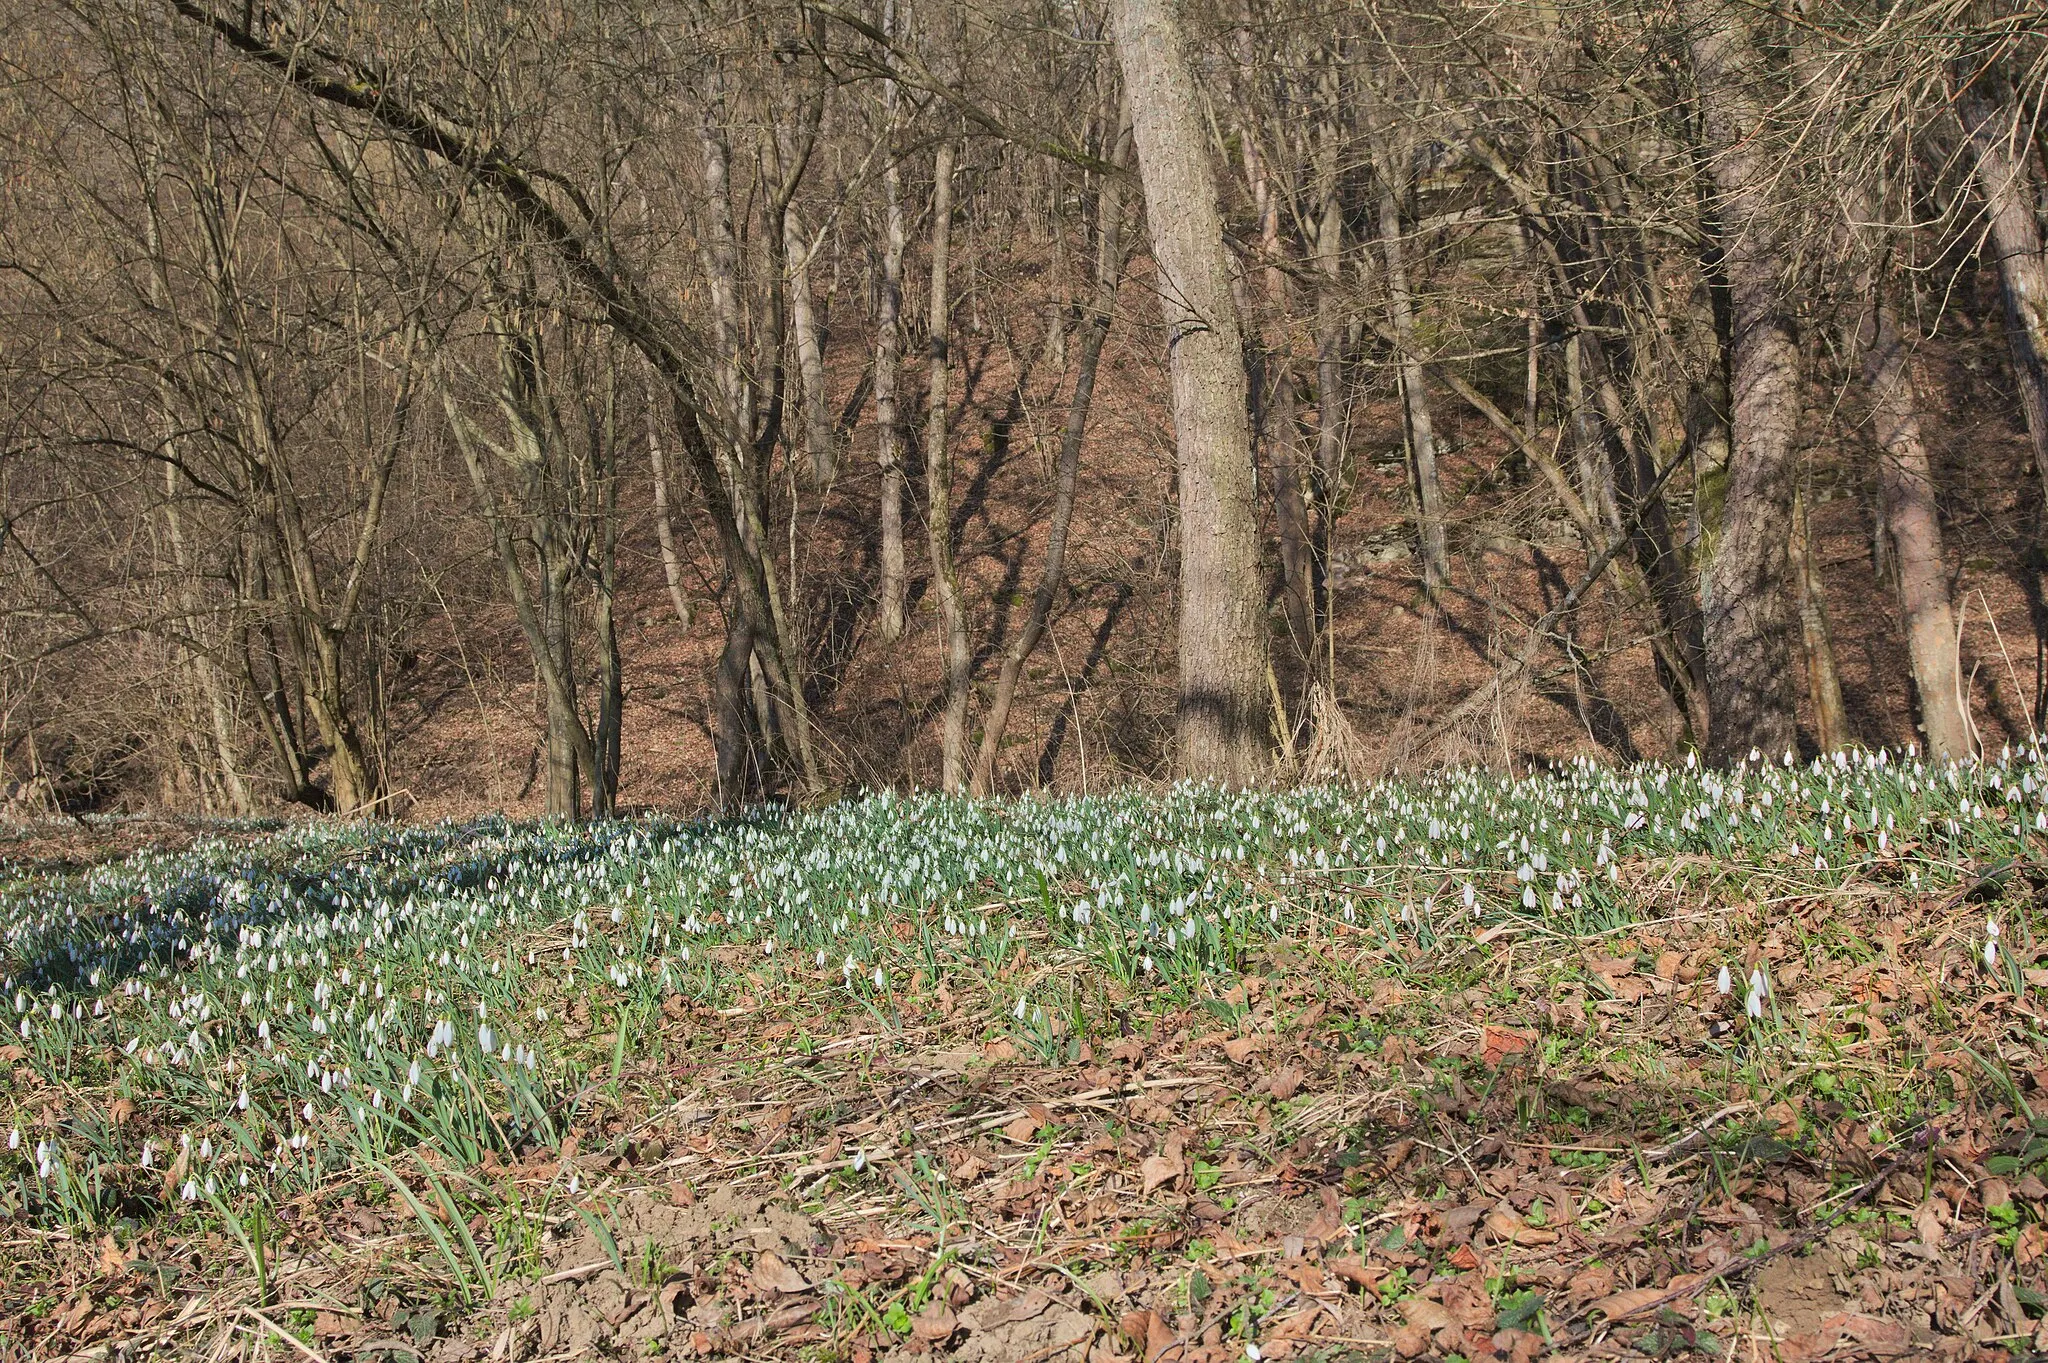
[[1685, 0, 1803, 764], [1372, 153, 1449, 594], [922, 139, 972, 792], [1856, 283, 1972, 759], [648, 378, 694, 629], [1957, 84, 2048, 519], [1111, 0, 1272, 784], [1791, 489, 1850, 753], [874, 0, 909, 642], [786, 204, 836, 485], [1360, 83, 1449, 595]]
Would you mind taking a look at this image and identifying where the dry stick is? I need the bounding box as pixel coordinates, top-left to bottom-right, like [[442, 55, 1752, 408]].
[[1976, 587, 2040, 747], [242, 1307, 330, 1363]]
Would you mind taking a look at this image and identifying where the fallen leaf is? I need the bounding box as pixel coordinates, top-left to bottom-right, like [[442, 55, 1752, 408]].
[[1003, 1113, 1042, 1142], [1391, 1322, 1432, 1358], [1479, 1026, 1534, 1067], [1484, 1205, 1557, 1245], [1140, 1153, 1183, 1196], [1399, 1298, 1457, 1332], [910, 1303, 958, 1343], [1263, 1065, 1304, 1101], [1223, 1037, 1262, 1064], [107, 1098, 135, 1127], [1326, 1257, 1384, 1291], [751, 1251, 811, 1296], [1118, 1308, 1178, 1363], [1590, 1287, 1668, 1320], [98, 1235, 133, 1276]]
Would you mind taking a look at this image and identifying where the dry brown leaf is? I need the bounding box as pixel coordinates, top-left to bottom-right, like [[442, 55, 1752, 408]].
[[910, 1303, 958, 1343], [1483, 1205, 1558, 1245], [1589, 1287, 1669, 1319], [1399, 1298, 1457, 1332], [1140, 1153, 1183, 1196], [1326, 1257, 1384, 1291], [1223, 1037, 1262, 1064], [97, 1235, 133, 1277], [751, 1251, 811, 1296], [1264, 1065, 1304, 1101], [1118, 1308, 1178, 1363], [1478, 1026, 1534, 1067]]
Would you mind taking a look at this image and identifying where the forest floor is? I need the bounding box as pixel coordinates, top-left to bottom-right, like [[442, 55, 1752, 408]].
[[4, 768, 2048, 1363]]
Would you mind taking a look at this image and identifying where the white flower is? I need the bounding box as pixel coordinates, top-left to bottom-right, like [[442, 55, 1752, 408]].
[[1716, 966, 1732, 996]]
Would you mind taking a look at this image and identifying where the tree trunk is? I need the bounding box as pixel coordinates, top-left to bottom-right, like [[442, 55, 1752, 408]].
[[592, 442, 624, 816], [1791, 490, 1850, 753], [1243, 127, 1315, 654], [1686, 0, 1803, 764], [922, 139, 972, 792], [648, 378, 694, 629], [1856, 283, 1972, 759], [1366, 102, 1449, 594], [1111, 0, 1273, 785], [874, 0, 909, 642], [1311, 145, 1350, 654], [972, 113, 1132, 795], [1958, 85, 2048, 519], [786, 204, 836, 485]]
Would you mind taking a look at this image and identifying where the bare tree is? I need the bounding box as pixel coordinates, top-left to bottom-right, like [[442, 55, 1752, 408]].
[[1685, 0, 1805, 763], [1111, 0, 1272, 784]]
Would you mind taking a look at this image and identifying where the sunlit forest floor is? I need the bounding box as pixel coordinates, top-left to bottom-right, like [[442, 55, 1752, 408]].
[[3, 757, 2046, 1362]]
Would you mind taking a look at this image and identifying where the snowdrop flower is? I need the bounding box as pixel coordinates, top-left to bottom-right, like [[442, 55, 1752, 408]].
[[1984, 938, 1999, 970], [1716, 965, 1732, 996]]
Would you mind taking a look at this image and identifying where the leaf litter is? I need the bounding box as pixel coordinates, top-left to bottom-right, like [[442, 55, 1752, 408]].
[[2, 761, 2047, 1362]]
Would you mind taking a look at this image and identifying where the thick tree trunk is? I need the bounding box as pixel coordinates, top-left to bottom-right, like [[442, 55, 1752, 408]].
[[922, 140, 972, 792], [972, 115, 1131, 795], [1111, 0, 1273, 784], [1958, 86, 2048, 517], [874, 0, 909, 642], [1686, 1, 1803, 764], [1856, 285, 1972, 759]]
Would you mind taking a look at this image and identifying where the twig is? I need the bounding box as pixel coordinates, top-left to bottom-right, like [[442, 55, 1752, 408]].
[[242, 1307, 329, 1363]]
